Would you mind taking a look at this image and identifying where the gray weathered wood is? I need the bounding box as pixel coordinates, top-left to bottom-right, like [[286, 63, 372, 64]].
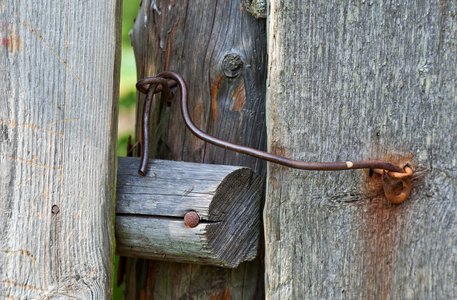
[[115, 157, 262, 267], [0, 1, 121, 298], [265, 1, 457, 299]]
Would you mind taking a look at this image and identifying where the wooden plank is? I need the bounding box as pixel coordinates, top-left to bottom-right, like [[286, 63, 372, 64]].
[[115, 157, 262, 267], [121, 0, 268, 298], [0, 0, 121, 298], [266, 1, 457, 298]]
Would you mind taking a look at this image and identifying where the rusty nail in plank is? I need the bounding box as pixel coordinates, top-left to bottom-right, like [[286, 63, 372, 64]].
[[184, 211, 200, 228], [52, 205, 60, 214]]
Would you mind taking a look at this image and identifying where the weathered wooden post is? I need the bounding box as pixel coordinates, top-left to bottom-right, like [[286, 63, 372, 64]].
[[119, 0, 268, 298], [266, 1, 457, 298], [0, 0, 121, 298]]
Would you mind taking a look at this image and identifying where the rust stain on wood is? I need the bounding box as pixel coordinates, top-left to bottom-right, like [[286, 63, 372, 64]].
[[0, 279, 47, 293], [363, 152, 415, 200], [19, 18, 95, 98], [211, 76, 224, 127], [5, 32, 22, 53], [2, 155, 58, 171], [360, 151, 416, 298], [190, 97, 205, 153], [140, 261, 156, 300], [269, 142, 290, 173], [47, 118, 79, 125], [164, 17, 180, 71], [363, 198, 404, 298], [0, 249, 36, 266], [0, 118, 15, 128], [210, 286, 231, 300], [229, 80, 245, 112]]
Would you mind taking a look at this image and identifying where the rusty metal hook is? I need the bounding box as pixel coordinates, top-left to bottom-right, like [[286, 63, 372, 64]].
[[137, 77, 173, 176], [135, 72, 414, 204], [373, 166, 413, 204], [382, 173, 411, 204]]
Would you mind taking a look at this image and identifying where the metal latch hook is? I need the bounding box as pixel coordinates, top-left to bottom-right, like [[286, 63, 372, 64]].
[[373, 166, 413, 204], [136, 72, 414, 204]]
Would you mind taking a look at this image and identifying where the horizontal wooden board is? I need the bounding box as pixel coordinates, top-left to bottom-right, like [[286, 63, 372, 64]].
[[115, 157, 263, 267]]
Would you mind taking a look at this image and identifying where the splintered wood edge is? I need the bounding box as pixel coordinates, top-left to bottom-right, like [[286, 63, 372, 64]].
[[206, 168, 263, 268]]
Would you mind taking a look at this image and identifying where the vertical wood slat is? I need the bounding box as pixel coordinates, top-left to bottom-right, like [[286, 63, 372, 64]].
[[123, 0, 267, 298], [266, 1, 457, 299], [0, 0, 121, 298]]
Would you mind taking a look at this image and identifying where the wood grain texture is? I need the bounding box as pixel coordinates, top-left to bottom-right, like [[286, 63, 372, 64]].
[[0, 0, 121, 298], [122, 0, 268, 298], [115, 157, 262, 267], [131, 1, 267, 175], [265, 1, 457, 299]]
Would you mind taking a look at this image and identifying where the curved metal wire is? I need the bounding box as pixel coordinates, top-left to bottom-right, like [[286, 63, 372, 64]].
[[136, 72, 413, 203], [138, 77, 173, 176], [149, 72, 406, 172]]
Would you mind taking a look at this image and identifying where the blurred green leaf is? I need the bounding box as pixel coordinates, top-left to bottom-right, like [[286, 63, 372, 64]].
[[114, 1, 141, 298], [122, 0, 142, 48], [113, 255, 124, 300], [117, 133, 133, 157], [120, 47, 138, 96], [119, 89, 137, 111]]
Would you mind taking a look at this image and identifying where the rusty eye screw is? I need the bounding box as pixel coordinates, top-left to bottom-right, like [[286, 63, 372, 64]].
[[372, 165, 413, 204], [135, 72, 413, 204]]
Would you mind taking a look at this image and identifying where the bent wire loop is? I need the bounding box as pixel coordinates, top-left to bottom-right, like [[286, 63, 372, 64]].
[[136, 71, 413, 204]]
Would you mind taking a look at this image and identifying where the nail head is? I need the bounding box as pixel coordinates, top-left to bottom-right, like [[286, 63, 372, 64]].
[[52, 205, 60, 214], [184, 211, 199, 228]]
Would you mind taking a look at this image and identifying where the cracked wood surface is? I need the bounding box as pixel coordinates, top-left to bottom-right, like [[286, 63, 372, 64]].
[[115, 157, 262, 268], [0, 0, 121, 298], [265, 1, 457, 299], [122, 0, 267, 299]]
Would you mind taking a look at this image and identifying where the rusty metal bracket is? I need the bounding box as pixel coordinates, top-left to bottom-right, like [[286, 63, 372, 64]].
[[135, 72, 413, 204]]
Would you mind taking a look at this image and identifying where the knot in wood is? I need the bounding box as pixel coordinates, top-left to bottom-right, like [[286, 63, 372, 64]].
[[222, 53, 244, 78], [184, 211, 200, 228], [245, 0, 267, 19]]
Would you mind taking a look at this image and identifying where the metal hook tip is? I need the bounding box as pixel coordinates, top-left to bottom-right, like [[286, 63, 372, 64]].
[[382, 171, 412, 204]]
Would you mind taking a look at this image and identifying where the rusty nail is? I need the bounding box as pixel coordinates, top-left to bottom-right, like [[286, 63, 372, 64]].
[[52, 205, 60, 214], [184, 211, 200, 228]]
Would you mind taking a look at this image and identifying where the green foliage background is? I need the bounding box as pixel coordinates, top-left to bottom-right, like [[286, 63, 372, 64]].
[[114, 1, 141, 298], [118, 0, 141, 157]]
